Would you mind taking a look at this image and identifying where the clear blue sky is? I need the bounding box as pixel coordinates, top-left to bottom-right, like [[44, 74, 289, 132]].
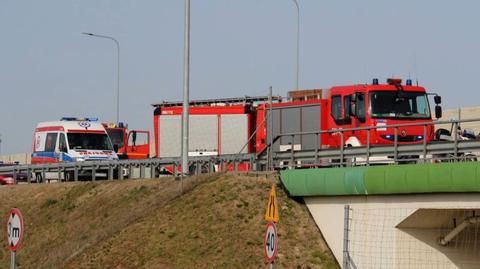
[[1, 0, 479, 154]]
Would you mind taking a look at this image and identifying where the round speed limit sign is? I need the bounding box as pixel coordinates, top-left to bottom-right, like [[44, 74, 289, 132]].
[[7, 208, 24, 251], [263, 222, 278, 263]]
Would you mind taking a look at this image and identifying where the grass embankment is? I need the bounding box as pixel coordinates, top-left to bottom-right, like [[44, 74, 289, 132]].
[[0, 173, 337, 268]]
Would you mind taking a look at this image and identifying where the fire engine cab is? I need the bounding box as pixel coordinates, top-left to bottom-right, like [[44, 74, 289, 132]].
[[325, 78, 440, 148], [103, 122, 150, 160]]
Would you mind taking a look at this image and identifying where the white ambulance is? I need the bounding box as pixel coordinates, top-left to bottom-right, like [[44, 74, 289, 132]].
[[31, 117, 118, 181]]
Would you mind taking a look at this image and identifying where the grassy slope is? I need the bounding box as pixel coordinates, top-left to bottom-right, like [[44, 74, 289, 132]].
[[0, 173, 337, 268]]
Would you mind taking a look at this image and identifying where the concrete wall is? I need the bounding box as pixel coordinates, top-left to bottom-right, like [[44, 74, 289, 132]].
[[305, 194, 480, 269], [0, 153, 30, 164]]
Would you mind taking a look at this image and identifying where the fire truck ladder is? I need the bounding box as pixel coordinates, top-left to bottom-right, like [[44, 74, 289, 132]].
[[152, 95, 282, 107]]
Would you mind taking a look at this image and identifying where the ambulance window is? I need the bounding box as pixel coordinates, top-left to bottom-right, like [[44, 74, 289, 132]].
[[59, 133, 67, 152], [45, 133, 58, 152]]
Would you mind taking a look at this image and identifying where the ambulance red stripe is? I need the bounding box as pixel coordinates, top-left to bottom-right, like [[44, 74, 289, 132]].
[[35, 126, 65, 132]]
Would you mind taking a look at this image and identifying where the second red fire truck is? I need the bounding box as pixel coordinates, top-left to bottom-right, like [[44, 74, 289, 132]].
[[103, 122, 150, 160]]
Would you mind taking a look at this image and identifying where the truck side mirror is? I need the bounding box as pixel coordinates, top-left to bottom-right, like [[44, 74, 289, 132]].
[[434, 95, 442, 105], [435, 105, 442, 119], [113, 144, 119, 152]]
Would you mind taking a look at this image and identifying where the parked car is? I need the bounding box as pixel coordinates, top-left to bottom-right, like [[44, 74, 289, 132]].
[[0, 162, 29, 184], [0, 175, 15, 185]]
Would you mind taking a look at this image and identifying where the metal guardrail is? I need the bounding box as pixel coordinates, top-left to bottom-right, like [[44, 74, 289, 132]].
[[0, 153, 255, 183], [257, 118, 480, 168], [3, 118, 480, 184]]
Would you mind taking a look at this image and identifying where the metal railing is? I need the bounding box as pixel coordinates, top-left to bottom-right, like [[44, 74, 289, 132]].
[[0, 153, 255, 184], [257, 118, 480, 169], [3, 118, 480, 184]]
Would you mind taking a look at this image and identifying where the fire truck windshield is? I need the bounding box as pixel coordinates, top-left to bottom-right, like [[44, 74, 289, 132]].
[[369, 91, 431, 119], [106, 129, 124, 148], [67, 133, 114, 150]]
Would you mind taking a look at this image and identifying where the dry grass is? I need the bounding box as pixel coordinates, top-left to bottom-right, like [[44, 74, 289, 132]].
[[0, 173, 337, 268]]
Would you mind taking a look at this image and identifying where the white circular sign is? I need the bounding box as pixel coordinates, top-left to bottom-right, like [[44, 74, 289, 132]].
[[263, 222, 278, 262], [7, 208, 24, 251]]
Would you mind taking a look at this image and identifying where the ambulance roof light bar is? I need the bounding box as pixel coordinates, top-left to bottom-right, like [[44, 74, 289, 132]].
[[61, 117, 99, 122]]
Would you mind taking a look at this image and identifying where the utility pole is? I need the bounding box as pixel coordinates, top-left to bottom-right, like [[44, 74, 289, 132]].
[[0, 134, 2, 156]]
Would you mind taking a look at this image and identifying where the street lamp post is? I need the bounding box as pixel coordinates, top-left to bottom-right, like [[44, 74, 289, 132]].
[[82, 32, 120, 123], [181, 0, 191, 179], [291, 0, 300, 90]]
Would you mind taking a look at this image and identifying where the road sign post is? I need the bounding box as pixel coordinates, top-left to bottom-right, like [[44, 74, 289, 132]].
[[7, 208, 24, 269]]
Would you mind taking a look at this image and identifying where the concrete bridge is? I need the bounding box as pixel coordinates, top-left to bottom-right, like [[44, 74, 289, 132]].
[[281, 162, 480, 268]]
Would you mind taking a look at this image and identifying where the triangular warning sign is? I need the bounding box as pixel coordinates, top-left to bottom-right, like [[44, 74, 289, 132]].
[[264, 184, 279, 223]]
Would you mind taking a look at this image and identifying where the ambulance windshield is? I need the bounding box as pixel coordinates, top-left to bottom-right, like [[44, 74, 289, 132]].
[[67, 133, 113, 150]]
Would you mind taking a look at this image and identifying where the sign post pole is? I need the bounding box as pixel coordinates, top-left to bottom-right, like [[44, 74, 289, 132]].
[[11, 251, 16, 269]]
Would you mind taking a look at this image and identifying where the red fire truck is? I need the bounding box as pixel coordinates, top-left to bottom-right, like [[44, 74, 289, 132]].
[[255, 78, 441, 153], [103, 122, 151, 160], [152, 78, 442, 169]]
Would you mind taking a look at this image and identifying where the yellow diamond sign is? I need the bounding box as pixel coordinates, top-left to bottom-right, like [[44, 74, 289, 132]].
[[264, 184, 279, 222]]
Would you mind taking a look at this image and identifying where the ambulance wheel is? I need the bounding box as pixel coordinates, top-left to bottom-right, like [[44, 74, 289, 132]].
[[64, 171, 74, 181], [35, 173, 43, 183]]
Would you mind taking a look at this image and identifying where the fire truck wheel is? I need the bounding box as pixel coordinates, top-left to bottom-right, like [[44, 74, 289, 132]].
[[35, 173, 43, 183]]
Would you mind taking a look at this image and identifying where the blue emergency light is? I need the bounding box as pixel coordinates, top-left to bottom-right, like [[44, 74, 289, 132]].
[[61, 117, 98, 121], [61, 117, 77, 121]]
